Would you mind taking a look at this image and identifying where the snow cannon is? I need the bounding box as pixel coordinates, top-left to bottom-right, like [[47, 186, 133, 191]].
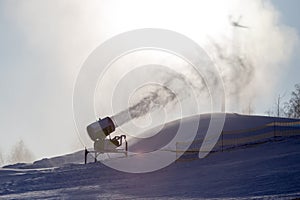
[[86, 117, 115, 141], [85, 117, 127, 163]]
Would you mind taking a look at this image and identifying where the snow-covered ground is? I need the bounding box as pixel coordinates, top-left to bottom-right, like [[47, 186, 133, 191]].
[[1, 114, 300, 199]]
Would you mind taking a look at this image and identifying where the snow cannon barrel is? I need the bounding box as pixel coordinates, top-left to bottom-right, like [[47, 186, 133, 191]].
[[86, 117, 115, 141]]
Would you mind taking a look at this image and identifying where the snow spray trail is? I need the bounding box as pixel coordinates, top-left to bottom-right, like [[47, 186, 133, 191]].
[[212, 41, 254, 99], [111, 70, 207, 127]]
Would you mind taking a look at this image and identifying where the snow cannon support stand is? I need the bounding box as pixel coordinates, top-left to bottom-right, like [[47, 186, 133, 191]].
[[84, 117, 128, 164]]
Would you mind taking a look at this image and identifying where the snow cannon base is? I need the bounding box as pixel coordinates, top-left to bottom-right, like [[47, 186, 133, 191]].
[[84, 135, 128, 164]]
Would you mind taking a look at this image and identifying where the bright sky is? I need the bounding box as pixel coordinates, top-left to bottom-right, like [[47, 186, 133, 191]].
[[0, 0, 299, 163]]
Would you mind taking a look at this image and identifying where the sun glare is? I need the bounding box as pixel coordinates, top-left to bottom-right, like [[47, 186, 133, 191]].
[[100, 0, 233, 44]]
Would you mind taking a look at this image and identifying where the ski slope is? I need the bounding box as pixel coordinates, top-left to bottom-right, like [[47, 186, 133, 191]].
[[1, 114, 300, 199]]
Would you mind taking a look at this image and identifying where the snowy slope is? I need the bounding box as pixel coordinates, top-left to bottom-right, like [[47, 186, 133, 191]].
[[1, 114, 300, 199]]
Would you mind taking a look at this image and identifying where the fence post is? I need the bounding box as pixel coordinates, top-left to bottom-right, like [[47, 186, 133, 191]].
[[273, 120, 276, 138], [175, 142, 178, 163], [221, 131, 223, 152]]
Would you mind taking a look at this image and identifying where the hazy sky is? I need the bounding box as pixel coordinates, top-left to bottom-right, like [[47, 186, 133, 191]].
[[0, 0, 299, 163], [270, 0, 300, 102]]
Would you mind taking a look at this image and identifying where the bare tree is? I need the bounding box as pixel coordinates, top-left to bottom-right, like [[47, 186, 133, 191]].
[[275, 93, 286, 117], [0, 150, 4, 166], [285, 84, 300, 119], [265, 93, 285, 117], [242, 101, 255, 115], [9, 140, 34, 164]]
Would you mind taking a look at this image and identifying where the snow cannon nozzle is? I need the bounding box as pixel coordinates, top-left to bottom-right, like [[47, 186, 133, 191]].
[[86, 117, 115, 141]]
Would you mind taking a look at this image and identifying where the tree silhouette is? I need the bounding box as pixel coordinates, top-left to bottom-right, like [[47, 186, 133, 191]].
[[265, 93, 286, 117], [9, 140, 34, 164], [0, 150, 4, 166], [284, 84, 300, 119]]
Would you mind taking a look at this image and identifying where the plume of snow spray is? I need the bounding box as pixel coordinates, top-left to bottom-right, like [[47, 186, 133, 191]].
[[111, 69, 207, 127], [211, 40, 255, 110], [112, 85, 176, 127]]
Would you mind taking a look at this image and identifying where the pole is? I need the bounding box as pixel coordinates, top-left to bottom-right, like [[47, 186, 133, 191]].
[[273, 120, 276, 138], [84, 147, 88, 164], [221, 131, 224, 152]]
